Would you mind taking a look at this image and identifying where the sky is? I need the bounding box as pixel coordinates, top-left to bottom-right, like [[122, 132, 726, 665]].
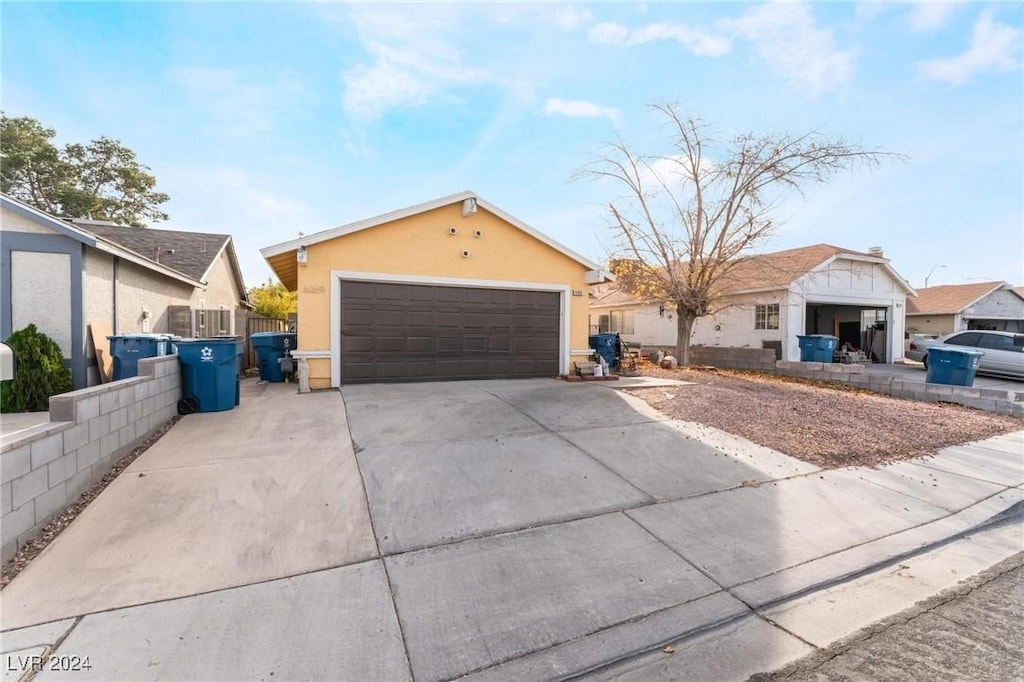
[[3, 1, 1022, 291]]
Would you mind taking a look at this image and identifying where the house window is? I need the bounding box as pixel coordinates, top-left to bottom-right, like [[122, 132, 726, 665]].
[[755, 304, 780, 330], [599, 310, 635, 334]]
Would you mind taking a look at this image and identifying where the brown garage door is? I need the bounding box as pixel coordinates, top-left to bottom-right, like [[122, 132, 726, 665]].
[[340, 280, 561, 384]]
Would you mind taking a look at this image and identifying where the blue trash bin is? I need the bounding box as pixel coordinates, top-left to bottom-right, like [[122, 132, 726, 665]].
[[589, 333, 619, 368], [797, 335, 839, 363], [108, 333, 175, 380], [175, 338, 244, 413], [251, 332, 297, 382], [925, 347, 984, 386]]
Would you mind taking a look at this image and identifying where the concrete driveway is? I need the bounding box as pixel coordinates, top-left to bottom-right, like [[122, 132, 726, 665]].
[[2, 378, 1022, 681]]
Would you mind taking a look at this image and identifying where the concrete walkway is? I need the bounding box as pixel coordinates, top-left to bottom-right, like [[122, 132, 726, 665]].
[[0, 378, 1021, 681]]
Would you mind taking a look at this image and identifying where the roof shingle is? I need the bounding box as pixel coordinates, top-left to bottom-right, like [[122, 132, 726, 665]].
[[906, 281, 1006, 315], [73, 221, 231, 282]]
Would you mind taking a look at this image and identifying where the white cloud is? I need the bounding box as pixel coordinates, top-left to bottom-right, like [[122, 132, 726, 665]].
[[918, 10, 1022, 84], [170, 68, 302, 136], [340, 5, 492, 120], [544, 98, 620, 125], [589, 21, 631, 45], [588, 20, 730, 57], [908, 2, 963, 33], [724, 2, 854, 94], [551, 6, 594, 31]]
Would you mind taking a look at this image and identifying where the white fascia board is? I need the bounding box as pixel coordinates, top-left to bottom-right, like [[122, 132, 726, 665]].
[[260, 190, 605, 274]]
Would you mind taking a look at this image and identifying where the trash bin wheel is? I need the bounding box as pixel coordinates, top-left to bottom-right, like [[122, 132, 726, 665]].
[[177, 396, 200, 415]]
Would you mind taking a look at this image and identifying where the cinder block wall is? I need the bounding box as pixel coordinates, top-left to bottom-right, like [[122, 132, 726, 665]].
[[0, 355, 181, 562], [689, 346, 777, 372]]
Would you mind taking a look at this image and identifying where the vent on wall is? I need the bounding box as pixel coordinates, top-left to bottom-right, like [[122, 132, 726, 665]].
[[462, 198, 477, 216]]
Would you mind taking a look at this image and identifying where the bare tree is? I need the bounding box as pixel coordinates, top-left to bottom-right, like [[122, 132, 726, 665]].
[[578, 103, 901, 365]]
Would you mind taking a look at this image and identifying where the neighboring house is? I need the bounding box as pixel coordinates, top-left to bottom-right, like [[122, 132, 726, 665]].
[[589, 244, 916, 363], [1, 194, 249, 388], [906, 282, 1024, 335], [589, 284, 677, 347], [260, 191, 612, 387]]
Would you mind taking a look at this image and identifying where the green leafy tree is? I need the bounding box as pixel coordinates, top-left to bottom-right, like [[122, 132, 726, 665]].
[[579, 103, 901, 365], [1, 325, 73, 413], [249, 280, 297, 320], [0, 112, 169, 226]]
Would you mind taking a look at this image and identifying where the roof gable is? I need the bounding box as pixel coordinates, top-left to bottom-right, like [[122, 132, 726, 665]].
[[906, 281, 1011, 315], [73, 221, 231, 281], [2, 194, 205, 287], [260, 191, 611, 290], [589, 243, 914, 307]]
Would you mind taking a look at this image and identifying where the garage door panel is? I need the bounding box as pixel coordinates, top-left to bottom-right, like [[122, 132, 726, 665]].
[[463, 336, 487, 352], [377, 310, 409, 327], [407, 336, 433, 353], [343, 309, 376, 327], [436, 336, 463, 353], [340, 281, 560, 384], [408, 311, 435, 327], [436, 312, 463, 328]]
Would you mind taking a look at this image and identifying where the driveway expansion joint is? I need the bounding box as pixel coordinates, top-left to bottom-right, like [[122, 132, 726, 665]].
[[339, 389, 416, 682]]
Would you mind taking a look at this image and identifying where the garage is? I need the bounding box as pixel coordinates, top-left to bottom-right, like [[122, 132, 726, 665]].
[[260, 192, 611, 389], [339, 280, 560, 383]]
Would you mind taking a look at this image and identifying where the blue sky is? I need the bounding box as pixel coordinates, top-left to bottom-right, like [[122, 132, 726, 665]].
[[3, 2, 1022, 290]]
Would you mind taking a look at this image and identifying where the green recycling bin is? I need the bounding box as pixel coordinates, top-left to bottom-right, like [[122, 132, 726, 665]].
[[175, 338, 243, 413]]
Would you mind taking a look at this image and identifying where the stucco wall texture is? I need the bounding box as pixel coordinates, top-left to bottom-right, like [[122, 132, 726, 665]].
[[296, 203, 593, 388]]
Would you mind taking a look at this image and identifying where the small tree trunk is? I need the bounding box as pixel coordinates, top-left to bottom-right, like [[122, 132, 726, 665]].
[[675, 308, 697, 366]]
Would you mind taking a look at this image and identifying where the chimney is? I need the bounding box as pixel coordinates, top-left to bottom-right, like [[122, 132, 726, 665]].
[[868, 246, 884, 257]]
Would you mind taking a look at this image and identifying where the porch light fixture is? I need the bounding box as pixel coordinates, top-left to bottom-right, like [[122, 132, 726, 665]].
[[297, 245, 308, 265]]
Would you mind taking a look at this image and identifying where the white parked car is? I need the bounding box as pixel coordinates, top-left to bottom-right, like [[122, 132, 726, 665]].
[[906, 330, 1024, 379]]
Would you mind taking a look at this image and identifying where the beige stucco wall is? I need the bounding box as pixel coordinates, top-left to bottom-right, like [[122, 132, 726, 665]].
[[295, 203, 593, 388], [113, 258, 194, 334], [10, 251, 73, 356], [188, 246, 243, 334], [906, 313, 958, 336], [1, 209, 60, 235]]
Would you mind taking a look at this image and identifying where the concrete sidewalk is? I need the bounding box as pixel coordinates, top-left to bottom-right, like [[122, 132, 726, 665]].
[[1, 378, 1021, 681]]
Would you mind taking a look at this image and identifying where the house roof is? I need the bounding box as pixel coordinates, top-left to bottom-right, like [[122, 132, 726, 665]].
[[73, 221, 250, 305], [906, 281, 1012, 316], [260, 190, 613, 290], [1, 194, 202, 288], [591, 243, 914, 308]]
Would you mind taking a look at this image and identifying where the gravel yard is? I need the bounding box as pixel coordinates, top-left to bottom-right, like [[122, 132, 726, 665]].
[[632, 367, 1023, 468]]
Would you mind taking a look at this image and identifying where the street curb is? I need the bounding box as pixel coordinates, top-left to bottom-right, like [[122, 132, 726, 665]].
[[748, 550, 1024, 681]]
